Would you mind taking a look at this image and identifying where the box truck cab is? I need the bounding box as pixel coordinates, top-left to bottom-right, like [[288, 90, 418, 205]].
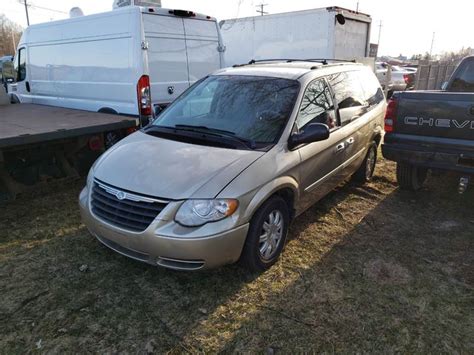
[[9, 6, 225, 124]]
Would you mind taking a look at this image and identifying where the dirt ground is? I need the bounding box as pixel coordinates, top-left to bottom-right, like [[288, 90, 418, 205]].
[[1, 157, 473, 353]]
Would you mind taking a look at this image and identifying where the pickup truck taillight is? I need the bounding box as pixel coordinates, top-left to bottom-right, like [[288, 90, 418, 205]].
[[403, 74, 411, 84], [137, 75, 152, 117], [384, 98, 398, 133]]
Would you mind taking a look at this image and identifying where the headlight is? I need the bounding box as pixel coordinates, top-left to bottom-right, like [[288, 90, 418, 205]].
[[175, 199, 239, 227]]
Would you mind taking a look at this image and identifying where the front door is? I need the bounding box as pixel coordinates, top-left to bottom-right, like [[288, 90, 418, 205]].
[[9, 47, 32, 103], [294, 78, 347, 213]]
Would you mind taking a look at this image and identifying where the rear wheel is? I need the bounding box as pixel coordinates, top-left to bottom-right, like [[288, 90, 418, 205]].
[[396, 162, 427, 191], [240, 196, 289, 272], [352, 142, 378, 184]]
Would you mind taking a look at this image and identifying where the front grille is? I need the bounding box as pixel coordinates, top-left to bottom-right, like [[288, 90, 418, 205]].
[[91, 181, 168, 232]]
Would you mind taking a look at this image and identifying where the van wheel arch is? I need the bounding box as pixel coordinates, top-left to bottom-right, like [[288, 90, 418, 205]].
[[10, 94, 20, 104], [273, 187, 296, 221], [98, 107, 118, 115], [373, 133, 382, 147]]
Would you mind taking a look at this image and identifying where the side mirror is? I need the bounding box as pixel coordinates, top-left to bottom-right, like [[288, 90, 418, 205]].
[[288, 123, 330, 149], [2, 61, 16, 83], [441, 81, 448, 90]]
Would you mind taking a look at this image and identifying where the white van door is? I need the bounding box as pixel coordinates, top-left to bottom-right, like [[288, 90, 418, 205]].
[[143, 14, 189, 105], [183, 19, 222, 85], [9, 47, 33, 103]]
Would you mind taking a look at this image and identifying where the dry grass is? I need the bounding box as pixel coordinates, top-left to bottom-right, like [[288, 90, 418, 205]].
[[1, 157, 473, 353]]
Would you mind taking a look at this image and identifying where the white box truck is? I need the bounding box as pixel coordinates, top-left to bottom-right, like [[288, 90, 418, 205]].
[[9, 6, 225, 124], [220, 6, 372, 66]]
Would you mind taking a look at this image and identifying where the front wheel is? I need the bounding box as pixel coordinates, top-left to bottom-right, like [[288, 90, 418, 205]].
[[396, 162, 427, 191], [240, 196, 290, 272]]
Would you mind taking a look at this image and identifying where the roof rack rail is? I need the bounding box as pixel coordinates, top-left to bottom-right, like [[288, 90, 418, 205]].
[[232, 58, 357, 68]]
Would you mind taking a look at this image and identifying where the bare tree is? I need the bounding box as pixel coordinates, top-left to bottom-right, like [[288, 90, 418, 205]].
[[0, 14, 23, 57]]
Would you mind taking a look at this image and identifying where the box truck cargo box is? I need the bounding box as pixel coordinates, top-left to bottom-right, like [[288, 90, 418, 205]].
[[220, 7, 371, 66]]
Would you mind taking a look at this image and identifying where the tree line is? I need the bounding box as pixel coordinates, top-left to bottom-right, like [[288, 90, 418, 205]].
[[0, 14, 23, 57]]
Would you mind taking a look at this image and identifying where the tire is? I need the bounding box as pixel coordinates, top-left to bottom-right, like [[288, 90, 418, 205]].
[[352, 142, 378, 184], [240, 196, 290, 272], [396, 162, 427, 191]]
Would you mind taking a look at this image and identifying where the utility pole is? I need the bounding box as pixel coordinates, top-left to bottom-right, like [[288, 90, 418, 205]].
[[256, 3, 268, 16], [356, 1, 360, 12], [11, 28, 17, 52], [21, 0, 30, 26], [429, 32, 435, 59], [18, 0, 30, 26], [377, 20, 383, 46]]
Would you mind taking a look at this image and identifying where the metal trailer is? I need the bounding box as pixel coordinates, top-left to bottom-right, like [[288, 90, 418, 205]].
[[0, 104, 138, 200], [219, 6, 372, 67]]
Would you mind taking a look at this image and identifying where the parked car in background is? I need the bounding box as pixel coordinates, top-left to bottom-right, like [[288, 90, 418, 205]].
[[80, 60, 386, 272], [382, 56, 474, 193], [401, 66, 418, 73], [8, 6, 225, 125], [376, 62, 415, 96]]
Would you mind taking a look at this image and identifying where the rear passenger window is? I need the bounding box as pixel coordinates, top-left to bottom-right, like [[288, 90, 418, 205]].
[[357, 69, 384, 106], [450, 60, 474, 92], [328, 71, 367, 126], [296, 79, 337, 130]]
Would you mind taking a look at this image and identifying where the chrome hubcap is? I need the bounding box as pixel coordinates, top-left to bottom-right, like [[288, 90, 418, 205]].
[[366, 148, 376, 179], [259, 210, 284, 260]]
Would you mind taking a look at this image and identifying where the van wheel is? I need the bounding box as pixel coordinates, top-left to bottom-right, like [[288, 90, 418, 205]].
[[396, 162, 427, 191], [352, 142, 377, 184], [240, 196, 289, 272]]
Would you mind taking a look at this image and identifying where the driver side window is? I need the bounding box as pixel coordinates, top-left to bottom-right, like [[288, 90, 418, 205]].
[[15, 48, 27, 82], [296, 78, 337, 131]]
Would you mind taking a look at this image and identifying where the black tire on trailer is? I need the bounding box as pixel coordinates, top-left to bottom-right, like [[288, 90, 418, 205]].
[[352, 142, 378, 184], [240, 196, 290, 272], [396, 162, 427, 191]]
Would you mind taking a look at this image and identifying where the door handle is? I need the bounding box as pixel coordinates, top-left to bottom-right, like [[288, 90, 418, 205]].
[[346, 137, 355, 145], [335, 142, 345, 152], [469, 105, 474, 115], [26, 81, 31, 93]]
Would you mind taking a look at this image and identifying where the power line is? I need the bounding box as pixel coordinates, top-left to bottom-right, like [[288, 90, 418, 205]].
[[30, 4, 67, 14], [256, 3, 268, 16]]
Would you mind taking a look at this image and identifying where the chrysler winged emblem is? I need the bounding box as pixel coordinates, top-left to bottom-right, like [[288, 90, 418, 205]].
[[116, 191, 126, 201]]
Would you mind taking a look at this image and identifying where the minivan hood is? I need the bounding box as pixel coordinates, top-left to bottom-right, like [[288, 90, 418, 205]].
[[94, 131, 264, 200]]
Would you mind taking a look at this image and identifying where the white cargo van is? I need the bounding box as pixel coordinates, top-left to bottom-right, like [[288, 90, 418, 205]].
[[220, 7, 371, 66], [9, 6, 225, 123]]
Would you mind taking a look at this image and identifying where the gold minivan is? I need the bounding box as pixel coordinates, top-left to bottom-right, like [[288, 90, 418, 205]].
[[79, 60, 386, 271]]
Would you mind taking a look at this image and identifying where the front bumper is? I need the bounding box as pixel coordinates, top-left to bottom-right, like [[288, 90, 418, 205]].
[[79, 187, 249, 270]]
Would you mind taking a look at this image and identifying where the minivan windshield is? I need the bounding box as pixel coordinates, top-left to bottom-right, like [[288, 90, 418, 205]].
[[152, 75, 300, 147]]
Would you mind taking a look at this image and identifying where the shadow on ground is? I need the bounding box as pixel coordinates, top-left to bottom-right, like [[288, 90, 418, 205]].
[[0, 163, 473, 353]]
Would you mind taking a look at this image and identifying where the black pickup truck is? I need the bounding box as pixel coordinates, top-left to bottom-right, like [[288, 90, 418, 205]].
[[382, 56, 474, 193]]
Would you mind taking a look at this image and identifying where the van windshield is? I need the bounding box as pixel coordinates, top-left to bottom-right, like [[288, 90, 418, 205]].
[[153, 75, 300, 147]]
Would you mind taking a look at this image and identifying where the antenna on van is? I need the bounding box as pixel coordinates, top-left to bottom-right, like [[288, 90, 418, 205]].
[[69, 7, 84, 17]]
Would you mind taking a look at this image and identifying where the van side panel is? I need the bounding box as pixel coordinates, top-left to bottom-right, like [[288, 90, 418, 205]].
[[334, 18, 370, 59], [143, 13, 189, 105], [183, 19, 220, 83], [23, 8, 142, 115]]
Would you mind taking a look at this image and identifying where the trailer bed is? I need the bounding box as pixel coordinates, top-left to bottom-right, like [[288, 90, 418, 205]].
[[0, 104, 138, 149]]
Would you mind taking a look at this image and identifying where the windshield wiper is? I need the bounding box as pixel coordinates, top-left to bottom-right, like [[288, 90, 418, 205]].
[[174, 124, 257, 149]]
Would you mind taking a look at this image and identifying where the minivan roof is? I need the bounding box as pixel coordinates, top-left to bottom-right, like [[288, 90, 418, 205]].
[[215, 61, 363, 80]]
